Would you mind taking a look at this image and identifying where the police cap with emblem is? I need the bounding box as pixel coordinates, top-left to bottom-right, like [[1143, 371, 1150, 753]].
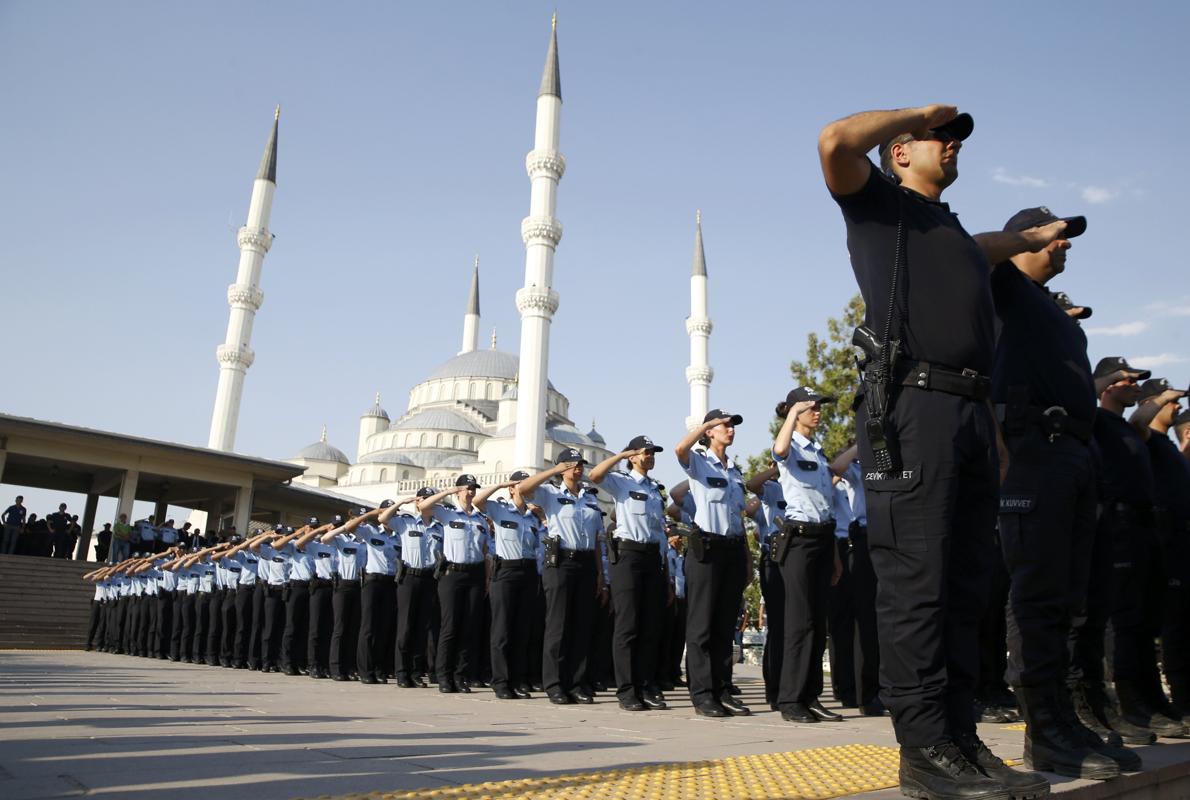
[[307, 516, 320, 527], [509, 470, 532, 482], [1003, 206, 1087, 239], [879, 112, 975, 158], [703, 408, 743, 426], [1137, 378, 1187, 403], [787, 386, 836, 406], [555, 448, 588, 466], [455, 474, 481, 489], [1051, 291, 1093, 320], [379, 499, 395, 509], [331, 514, 345, 525], [416, 486, 437, 499], [1093, 356, 1151, 395], [625, 435, 664, 454]]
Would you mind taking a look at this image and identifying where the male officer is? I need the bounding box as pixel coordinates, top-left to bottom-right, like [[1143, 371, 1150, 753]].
[[518, 450, 605, 704], [589, 438, 670, 712], [1, 495, 26, 555], [419, 476, 491, 693], [819, 104, 1064, 799], [321, 514, 366, 680], [47, 503, 72, 559], [475, 472, 541, 699], [1130, 380, 1190, 718], [989, 207, 1133, 776], [381, 491, 441, 688], [294, 519, 338, 679]]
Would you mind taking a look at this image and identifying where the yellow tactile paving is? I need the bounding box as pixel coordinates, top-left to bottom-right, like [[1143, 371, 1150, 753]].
[[307, 744, 905, 800]]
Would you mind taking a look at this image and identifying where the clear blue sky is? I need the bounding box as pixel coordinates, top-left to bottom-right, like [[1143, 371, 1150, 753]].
[[2, 1, 1188, 529]]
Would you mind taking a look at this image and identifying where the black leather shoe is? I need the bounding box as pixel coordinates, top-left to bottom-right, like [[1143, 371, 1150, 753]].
[[591, 680, 607, 692], [899, 742, 1012, 800], [332, 674, 348, 681], [494, 686, 517, 700], [719, 694, 752, 716], [569, 689, 594, 705], [548, 692, 574, 705], [395, 676, 415, 688], [861, 700, 888, 716], [727, 683, 743, 696], [439, 681, 458, 693], [958, 732, 1051, 799], [781, 703, 817, 723], [694, 699, 729, 718], [808, 700, 843, 721], [360, 675, 379, 685], [641, 692, 668, 710], [619, 697, 646, 711], [457, 680, 471, 693], [513, 685, 532, 699], [284, 666, 300, 676]]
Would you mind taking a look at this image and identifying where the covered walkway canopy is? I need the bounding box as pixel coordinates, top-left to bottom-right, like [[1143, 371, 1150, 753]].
[[0, 413, 370, 559]]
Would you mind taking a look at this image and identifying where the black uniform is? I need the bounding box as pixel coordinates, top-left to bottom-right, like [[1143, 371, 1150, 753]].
[[835, 162, 999, 748], [991, 261, 1097, 692], [1148, 433, 1190, 702]]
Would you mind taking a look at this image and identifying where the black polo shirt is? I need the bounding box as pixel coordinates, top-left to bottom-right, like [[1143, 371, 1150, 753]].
[[1093, 408, 1155, 505], [1147, 433, 1190, 518], [47, 511, 70, 534], [990, 263, 1096, 424], [832, 161, 995, 376]]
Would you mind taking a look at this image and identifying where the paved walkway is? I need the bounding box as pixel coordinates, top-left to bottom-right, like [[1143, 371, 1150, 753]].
[[3, 651, 1189, 799]]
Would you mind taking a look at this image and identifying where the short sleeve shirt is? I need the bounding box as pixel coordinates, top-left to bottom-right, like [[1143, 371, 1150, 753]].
[[666, 544, 686, 599], [681, 449, 746, 537], [483, 500, 542, 560], [600, 470, 666, 545], [305, 541, 337, 580], [135, 521, 158, 541], [387, 515, 442, 569], [2, 505, 26, 526], [532, 483, 601, 550], [283, 542, 314, 582], [773, 432, 836, 524], [235, 550, 259, 586], [257, 543, 289, 585], [159, 525, 179, 545], [431, 506, 489, 564], [832, 161, 995, 375], [331, 535, 365, 580], [356, 523, 398, 575], [755, 480, 787, 549]]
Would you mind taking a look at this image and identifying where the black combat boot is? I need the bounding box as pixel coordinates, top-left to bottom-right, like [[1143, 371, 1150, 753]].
[[955, 731, 1050, 799], [1079, 681, 1156, 745], [1114, 680, 1187, 738], [1017, 687, 1119, 780], [899, 742, 1011, 800], [1052, 684, 1141, 772], [1068, 682, 1125, 746]]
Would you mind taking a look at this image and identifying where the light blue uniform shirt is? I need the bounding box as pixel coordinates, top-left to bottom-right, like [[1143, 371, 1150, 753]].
[[159, 566, 177, 592], [681, 449, 746, 537], [679, 493, 695, 525], [756, 480, 787, 552], [223, 557, 244, 586], [236, 551, 259, 586], [159, 525, 179, 545], [306, 541, 337, 579], [833, 483, 853, 539], [258, 543, 289, 586], [176, 567, 194, 595], [135, 521, 158, 543], [283, 542, 315, 581], [356, 523, 398, 575], [332, 535, 365, 580], [432, 506, 489, 564], [388, 514, 442, 569], [532, 483, 601, 550], [666, 544, 686, 599], [843, 462, 867, 528], [773, 432, 836, 524], [197, 559, 217, 593], [601, 470, 666, 545], [484, 500, 542, 560]]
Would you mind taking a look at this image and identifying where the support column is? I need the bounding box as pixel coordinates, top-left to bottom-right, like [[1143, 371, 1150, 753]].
[[115, 468, 139, 524], [0, 445, 8, 483], [232, 485, 253, 536], [153, 499, 168, 524], [203, 496, 224, 536], [76, 492, 99, 561]]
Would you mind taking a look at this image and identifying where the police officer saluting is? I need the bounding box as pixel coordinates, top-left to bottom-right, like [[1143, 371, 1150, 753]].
[[474, 472, 541, 700], [674, 410, 751, 719], [518, 449, 605, 705], [770, 388, 845, 724], [818, 104, 1066, 799], [381, 490, 441, 688], [320, 514, 367, 681], [419, 475, 492, 693], [587, 436, 670, 712], [293, 519, 339, 679]]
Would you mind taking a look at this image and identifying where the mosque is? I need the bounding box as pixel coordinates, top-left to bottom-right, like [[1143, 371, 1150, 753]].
[[206, 17, 715, 504]]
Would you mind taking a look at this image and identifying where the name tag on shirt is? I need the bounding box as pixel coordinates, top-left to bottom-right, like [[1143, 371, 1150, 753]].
[[707, 477, 728, 488], [628, 491, 648, 501], [369, 539, 386, 546], [796, 460, 818, 471], [272, 557, 284, 563], [343, 547, 358, 555], [316, 552, 332, 559], [449, 521, 466, 529], [499, 520, 520, 529], [407, 530, 422, 538], [557, 498, 575, 506]]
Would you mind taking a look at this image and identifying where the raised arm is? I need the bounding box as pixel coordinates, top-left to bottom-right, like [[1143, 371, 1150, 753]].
[[473, 483, 513, 513], [818, 105, 957, 196], [676, 417, 730, 468], [378, 497, 417, 526], [294, 523, 335, 550], [320, 509, 380, 544], [972, 222, 1068, 267], [829, 443, 859, 478], [589, 449, 644, 484], [416, 487, 457, 515], [514, 462, 569, 500], [745, 464, 779, 495], [271, 525, 309, 550], [773, 401, 814, 460], [665, 481, 690, 522]]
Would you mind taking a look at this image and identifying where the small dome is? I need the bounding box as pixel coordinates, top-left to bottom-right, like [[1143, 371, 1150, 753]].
[[547, 423, 593, 447], [296, 425, 350, 464], [586, 420, 605, 445], [500, 385, 518, 401], [357, 452, 417, 466], [362, 392, 389, 420]]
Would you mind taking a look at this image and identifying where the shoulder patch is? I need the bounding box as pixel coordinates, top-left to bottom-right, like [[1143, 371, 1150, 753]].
[[863, 465, 922, 493], [999, 495, 1036, 514]]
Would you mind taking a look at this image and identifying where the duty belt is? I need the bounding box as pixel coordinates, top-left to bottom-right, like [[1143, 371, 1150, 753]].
[[996, 403, 1093, 444], [780, 519, 837, 538], [310, 577, 333, 588], [559, 548, 596, 561], [402, 566, 435, 577], [444, 561, 484, 573], [1103, 500, 1155, 528], [702, 535, 746, 550], [288, 579, 310, 588], [848, 520, 867, 537], [364, 573, 395, 582], [494, 558, 536, 568], [898, 360, 990, 401], [615, 539, 660, 553]]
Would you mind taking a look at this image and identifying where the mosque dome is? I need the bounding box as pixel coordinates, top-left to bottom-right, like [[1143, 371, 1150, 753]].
[[392, 408, 484, 434], [362, 393, 389, 420], [425, 349, 556, 389], [297, 426, 349, 464], [586, 423, 606, 446]]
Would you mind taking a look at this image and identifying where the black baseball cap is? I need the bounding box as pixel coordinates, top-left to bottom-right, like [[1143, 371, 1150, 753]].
[[1093, 356, 1151, 394], [455, 474, 480, 488], [379, 499, 395, 509], [272, 523, 285, 533], [625, 435, 663, 454], [786, 386, 836, 406], [509, 470, 531, 482], [331, 514, 345, 525], [703, 409, 743, 426], [554, 448, 588, 466], [1004, 206, 1087, 239], [879, 112, 974, 156], [1138, 378, 1187, 403], [415, 486, 436, 499], [307, 516, 320, 527], [1051, 291, 1092, 320]]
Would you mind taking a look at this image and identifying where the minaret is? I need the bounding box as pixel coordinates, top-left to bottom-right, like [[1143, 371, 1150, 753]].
[[208, 107, 278, 451], [685, 210, 713, 431], [459, 256, 481, 355], [513, 14, 565, 470]]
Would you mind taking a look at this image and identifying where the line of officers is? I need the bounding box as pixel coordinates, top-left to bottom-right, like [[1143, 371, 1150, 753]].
[[82, 415, 875, 720]]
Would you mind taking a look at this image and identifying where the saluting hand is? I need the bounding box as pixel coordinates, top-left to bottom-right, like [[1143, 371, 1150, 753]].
[[787, 400, 817, 420], [1020, 220, 1069, 252], [915, 104, 958, 137]]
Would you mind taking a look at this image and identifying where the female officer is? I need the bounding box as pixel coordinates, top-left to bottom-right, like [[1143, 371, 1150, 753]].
[[674, 409, 751, 718], [518, 449, 606, 705], [745, 463, 788, 711], [771, 386, 844, 724], [589, 436, 670, 712]]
